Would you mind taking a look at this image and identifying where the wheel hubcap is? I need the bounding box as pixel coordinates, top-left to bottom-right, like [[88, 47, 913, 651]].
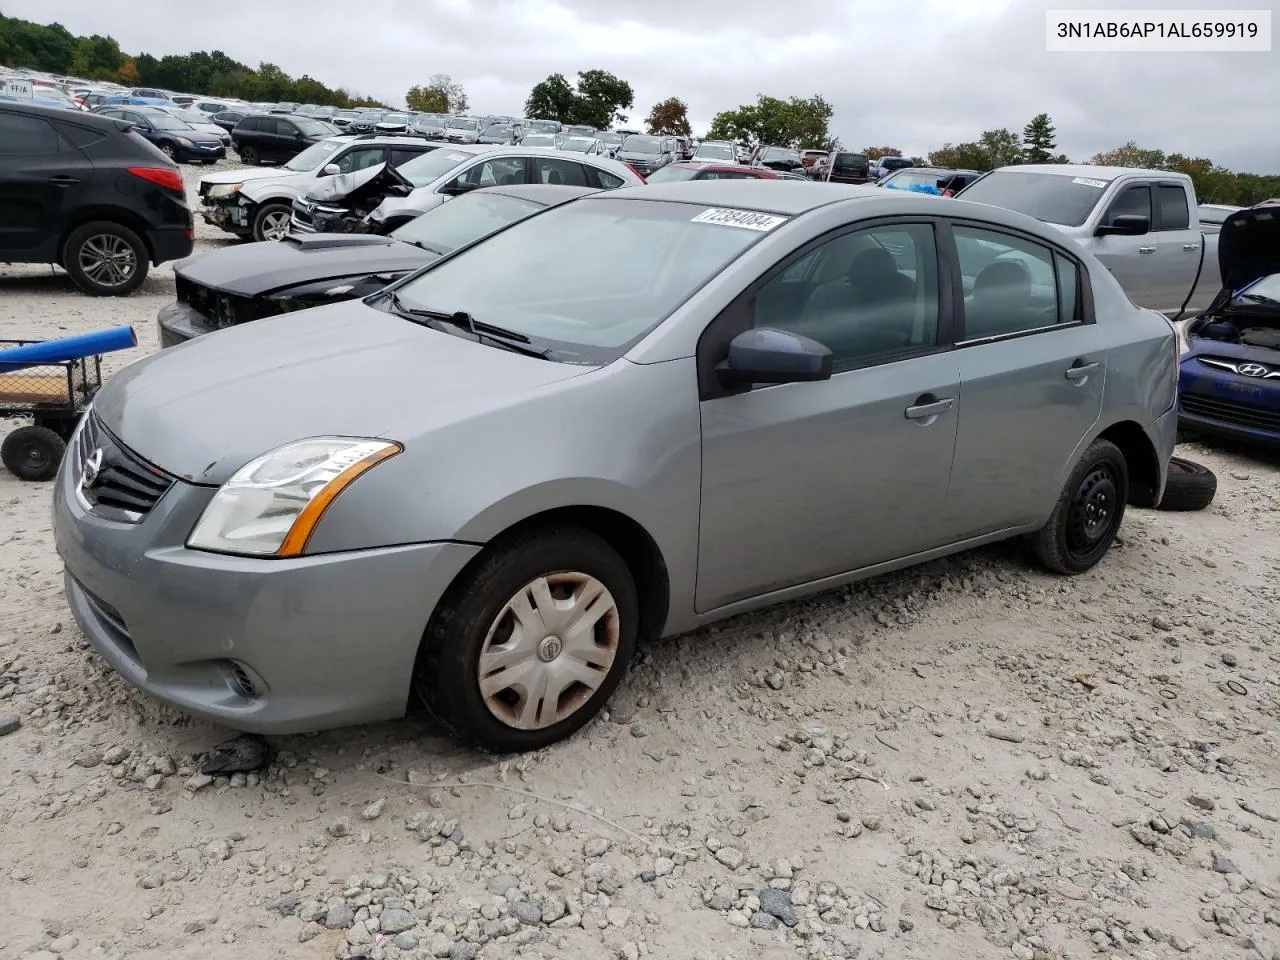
[[1066, 465, 1118, 556], [477, 572, 620, 731], [78, 235, 137, 288], [261, 212, 289, 240]]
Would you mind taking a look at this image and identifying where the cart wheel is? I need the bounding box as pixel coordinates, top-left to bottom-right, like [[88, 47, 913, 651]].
[[2, 426, 67, 482]]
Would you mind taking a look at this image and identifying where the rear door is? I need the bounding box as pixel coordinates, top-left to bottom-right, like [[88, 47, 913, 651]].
[[271, 119, 304, 161], [0, 111, 89, 256], [531, 155, 590, 186], [1151, 181, 1205, 314], [942, 220, 1105, 537]]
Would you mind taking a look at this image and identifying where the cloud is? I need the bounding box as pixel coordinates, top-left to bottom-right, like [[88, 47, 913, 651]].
[[7, 0, 1274, 171]]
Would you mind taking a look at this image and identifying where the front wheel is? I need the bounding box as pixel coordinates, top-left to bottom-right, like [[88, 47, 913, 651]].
[[252, 202, 292, 242], [1030, 438, 1128, 574], [414, 526, 638, 752], [160, 142, 177, 161]]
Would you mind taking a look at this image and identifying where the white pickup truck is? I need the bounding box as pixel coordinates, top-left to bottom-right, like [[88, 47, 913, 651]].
[[956, 164, 1220, 319]]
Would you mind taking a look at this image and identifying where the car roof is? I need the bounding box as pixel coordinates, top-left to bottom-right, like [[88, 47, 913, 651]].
[[594, 180, 880, 216], [668, 161, 776, 176], [1, 99, 122, 132], [479, 184, 600, 204], [1002, 162, 1176, 179]]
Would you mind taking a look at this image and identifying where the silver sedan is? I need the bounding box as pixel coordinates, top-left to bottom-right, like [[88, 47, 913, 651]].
[[53, 181, 1177, 752]]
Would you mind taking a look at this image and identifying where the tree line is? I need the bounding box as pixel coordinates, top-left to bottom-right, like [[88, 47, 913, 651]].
[[5, 13, 1276, 204]]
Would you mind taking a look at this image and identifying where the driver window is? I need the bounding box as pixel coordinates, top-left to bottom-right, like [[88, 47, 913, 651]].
[[753, 223, 939, 369], [337, 147, 386, 173], [1102, 184, 1151, 226], [455, 157, 525, 188]]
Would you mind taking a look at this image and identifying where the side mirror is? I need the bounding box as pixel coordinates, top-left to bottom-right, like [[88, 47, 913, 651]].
[[322, 163, 340, 175], [717, 328, 833, 386], [1096, 214, 1150, 236], [439, 182, 478, 196]]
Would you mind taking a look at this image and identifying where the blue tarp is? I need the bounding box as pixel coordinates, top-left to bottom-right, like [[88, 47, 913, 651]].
[[884, 182, 942, 196]]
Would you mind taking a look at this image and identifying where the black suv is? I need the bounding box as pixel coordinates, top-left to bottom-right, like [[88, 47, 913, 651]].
[[231, 114, 333, 165], [822, 150, 872, 184], [0, 101, 193, 296]]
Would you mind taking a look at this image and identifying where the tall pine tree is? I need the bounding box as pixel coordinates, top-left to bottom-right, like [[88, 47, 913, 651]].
[[1022, 113, 1058, 163]]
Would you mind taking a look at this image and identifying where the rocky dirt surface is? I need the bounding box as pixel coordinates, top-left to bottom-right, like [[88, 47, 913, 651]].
[[2, 162, 1280, 960]]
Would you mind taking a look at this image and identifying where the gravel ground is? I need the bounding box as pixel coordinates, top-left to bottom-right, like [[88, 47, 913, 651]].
[[2, 161, 1279, 960]]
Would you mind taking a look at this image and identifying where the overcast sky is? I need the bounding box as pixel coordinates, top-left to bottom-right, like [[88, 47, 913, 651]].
[[8, 0, 1274, 172]]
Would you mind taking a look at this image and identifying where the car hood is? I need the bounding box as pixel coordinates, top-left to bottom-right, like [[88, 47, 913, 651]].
[[1212, 206, 1280, 300], [202, 166, 306, 188], [176, 233, 432, 296], [303, 161, 414, 205], [94, 302, 591, 484], [372, 189, 447, 223], [618, 152, 660, 162]]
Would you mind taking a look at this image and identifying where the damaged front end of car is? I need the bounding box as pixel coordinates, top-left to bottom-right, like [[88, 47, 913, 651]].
[[290, 162, 415, 236]]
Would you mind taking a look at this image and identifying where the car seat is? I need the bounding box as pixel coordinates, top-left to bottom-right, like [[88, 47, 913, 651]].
[[546, 168, 564, 185], [797, 247, 917, 355], [968, 259, 1033, 338]]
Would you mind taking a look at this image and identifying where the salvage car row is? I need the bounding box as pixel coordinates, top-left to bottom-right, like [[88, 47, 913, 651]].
[[3, 98, 1277, 755]]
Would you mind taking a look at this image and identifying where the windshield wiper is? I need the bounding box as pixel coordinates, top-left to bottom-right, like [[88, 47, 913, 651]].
[[383, 291, 553, 359], [1236, 292, 1280, 306]]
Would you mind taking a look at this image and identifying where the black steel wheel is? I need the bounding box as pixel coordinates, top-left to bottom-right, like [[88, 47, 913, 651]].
[[1031, 438, 1129, 574], [1, 426, 67, 482]]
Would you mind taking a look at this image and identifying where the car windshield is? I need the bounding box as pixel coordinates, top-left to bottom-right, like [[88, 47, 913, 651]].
[[334, 110, 358, 119], [560, 137, 595, 152], [622, 136, 662, 154], [171, 109, 210, 124], [284, 139, 342, 171], [1232, 273, 1280, 305], [957, 170, 1113, 227], [391, 191, 546, 254], [645, 165, 702, 183], [141, 112, 191, 131], [522, 134, 558, 147], [529, 121, 559, 132], [693, 144, 734, 161], [448, 118, 478, 130], [391, 198, 769, 361], [396, 148, 474, 186], [886, 170, 944, 188], [294, 118, 332, 137], [597, 132, 622, 145], [762, 148, 799, 162], [483, 124, 512, 137]]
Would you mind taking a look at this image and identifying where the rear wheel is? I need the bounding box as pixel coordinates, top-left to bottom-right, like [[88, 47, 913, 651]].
[[414, 526, 638, 752], [1, 426, 66, 481], [62, 221, 149, 296], [251, 203, 292, 242], [1030, 439, 1128, 574]]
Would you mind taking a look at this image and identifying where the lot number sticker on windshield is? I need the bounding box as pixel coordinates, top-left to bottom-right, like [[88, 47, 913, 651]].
[[1071, 177, 1108, 188], [691, 208, 788, 231]]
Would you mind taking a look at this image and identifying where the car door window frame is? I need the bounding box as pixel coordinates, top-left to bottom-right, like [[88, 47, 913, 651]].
[[1152, 182, 1191, 231], [1100, 182, 1152, 227], [942, 217, 1095, 347], [532, 155, 590, 187], [695, 215, 956, 401], [0, 112, 63, 154]]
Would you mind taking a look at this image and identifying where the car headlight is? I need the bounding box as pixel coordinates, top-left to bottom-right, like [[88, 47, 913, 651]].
[[178, 137, 193, 146], [206, 184, 242, 198], [187, 437, 402, 557]]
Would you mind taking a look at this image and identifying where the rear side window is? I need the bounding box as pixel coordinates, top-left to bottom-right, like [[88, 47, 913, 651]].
[[275, 120, 298, 136], [1155, 185, 1190, 230], [238, 116, 261, 132], [390, 146, 432, 166], [0, 114, 62, 154], [54, 121, 106, 149], [587, 168, 625, 189]]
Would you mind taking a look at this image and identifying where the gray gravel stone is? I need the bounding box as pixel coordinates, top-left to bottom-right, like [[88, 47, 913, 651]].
[[512, 901, 543, 925], [1213, 858, 1238, 874], [758, 887, 797, 927], [714, 847, 744, 870], [0, 714, 20, 736], [393, 932, 419, 950], [379, 906, 415, 933], [750, 910, 780, 930], [324, 903, 354, 929]]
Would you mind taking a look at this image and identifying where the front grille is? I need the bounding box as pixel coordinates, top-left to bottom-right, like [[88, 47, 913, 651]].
[[175, 275, 282, 330], [76, 412, 174, 523], [1180, 393, 1280, 432]]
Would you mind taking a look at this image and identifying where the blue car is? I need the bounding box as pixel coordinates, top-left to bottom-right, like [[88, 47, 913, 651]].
[[1177, 205, 1280, 446]]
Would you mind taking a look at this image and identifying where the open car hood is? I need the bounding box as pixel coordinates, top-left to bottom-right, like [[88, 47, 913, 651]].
[[303, 162, 414, 206], [1213, 205, 1280, 298]]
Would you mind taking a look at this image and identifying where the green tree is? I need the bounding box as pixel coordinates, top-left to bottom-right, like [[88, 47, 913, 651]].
[[406, 74, 467, 113], [645, 97, 691, 136], [927, 142, 988, 170], [524, 73, 577, 121], [1022, 113, 1058, 163], [863, 146, 902, 161], [707, 93, 834, 149], [980, 128, 1024, 167], [1088, 141, 1167, 169]]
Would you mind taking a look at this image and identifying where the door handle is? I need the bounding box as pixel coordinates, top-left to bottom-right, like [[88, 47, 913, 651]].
[[1065, 361, 1100, 380], [904, 396, 954, 421], [1182, 243, 1199, 251], [1138, 246, 1157, 254], [49, 175, 80, 186]]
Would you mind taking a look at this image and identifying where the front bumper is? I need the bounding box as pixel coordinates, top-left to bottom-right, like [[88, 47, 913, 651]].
[[181, 142, 227, 161], [157, 300, 212, 347], [52, 425, 481, 734], [1177, 357, 1280, 446], [200, 197, 253, 234]]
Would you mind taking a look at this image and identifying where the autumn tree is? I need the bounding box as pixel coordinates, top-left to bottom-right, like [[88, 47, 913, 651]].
[[406, 74, 468, 113], [862, 146, 902, 161], [1021, 113, 1058, 163], [707, 93, 835, 149], [524, 70, 634, 128], [645, 97, 691, 136], [116, 58, 139, 85], [1089, 141, 1168, 169]]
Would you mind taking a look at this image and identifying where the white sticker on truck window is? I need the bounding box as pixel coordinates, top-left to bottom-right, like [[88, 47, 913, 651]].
[[690, 208, 787, 231], [1071, 177, 1108, 188]]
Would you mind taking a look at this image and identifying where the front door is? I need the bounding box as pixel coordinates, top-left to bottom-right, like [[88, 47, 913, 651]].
[[943, 222, 1106, 536], [1089, 181, 1158, 309], [696, 220, 961, 612], [0, 111, 87, 255]]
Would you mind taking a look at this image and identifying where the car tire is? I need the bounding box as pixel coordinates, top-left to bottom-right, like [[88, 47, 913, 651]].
[[1156, 456, 1217, 511], [62, 221, 150, 296], [1030, 438, 1128, 575], [1, 425, 66, 482], [160, 142, 177, 161], [251, 203, 292, 242], [413, 525, 639, 753], [238, 145, 259, 165]]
